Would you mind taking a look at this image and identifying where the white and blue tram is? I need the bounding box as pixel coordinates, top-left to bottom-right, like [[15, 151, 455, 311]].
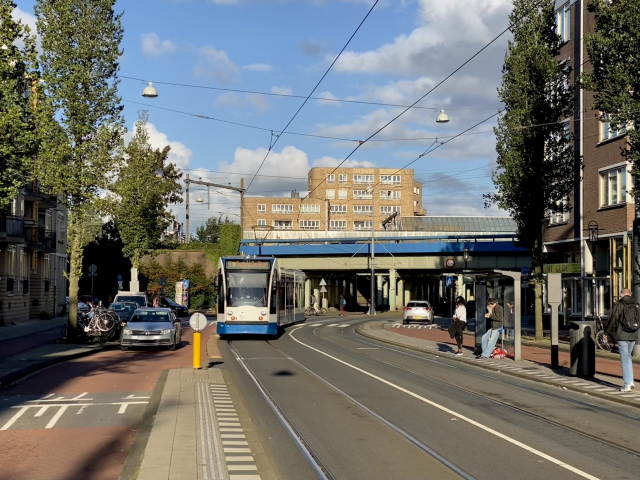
[[216, 256, 306, 335]]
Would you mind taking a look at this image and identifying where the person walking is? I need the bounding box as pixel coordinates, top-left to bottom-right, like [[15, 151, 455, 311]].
[[606, 288, 639, 392], [340, 296, 347, 316], [448, 296, 467, 356], [478, 298, 503, 358]]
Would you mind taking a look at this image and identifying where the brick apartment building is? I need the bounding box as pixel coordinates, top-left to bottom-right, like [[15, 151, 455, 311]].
[[242, 167, 424, 236], [542, 0, 632, 324], [0, 181, 68, 325]]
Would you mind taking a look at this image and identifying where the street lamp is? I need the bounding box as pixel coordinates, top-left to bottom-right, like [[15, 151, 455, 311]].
[[154, 168, 164, 178], [436, 109, 450, 123], [142, 82, 158, 98], [463, 247, 470, 269], [588, 220, 599, 319]]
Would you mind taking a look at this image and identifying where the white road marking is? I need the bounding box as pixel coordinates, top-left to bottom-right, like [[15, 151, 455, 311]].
[[226, 456, 254, 462], [45, 405, 69, 428], [217, 412, 239, 416], [220, 428, 244, 432], [229, 474, 261, 480], [289, 327, 601, 480], [124, 394, 150, 399], [228, 465, 258, 471], [0, 406, 30, 431], [224, 448, 251, 453], [70, 393, 92, 400], [223, 440, 249, 446], [338, 324, 350, 328], [77, 405, 89, 415], [327, 324, 338, 327], [35, 406, 50, 417], [219, 422, 242, 427], [221, 434, 246, 439], [216, 408, 236, 412], [356, 348, 379, 350]]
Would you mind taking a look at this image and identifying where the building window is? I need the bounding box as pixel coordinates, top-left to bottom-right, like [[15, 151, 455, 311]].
[[257, 219, 266, 226], [555, 2, 570, 43], [353, 174, 374, 184], [354, 221, 372, 231], [380, 190, 401, 200], [600, 165, 628, 207], [353, 190, 372, 200], [330, 205, 347, 215], [380, 175, 401, 185], [329, 220, 347, 230], [300, 220, 320, 230], [601, 114, 627, 141], [43, 254, 50, 292], [6, 245, 15, 293], [354, 205, 373, 215], [326, 189, 335, 200], [257, 204, 266, 213], [380, 206, 401, 215], [338, 189, 347, 200], [20, 248, 29, 294], [548, 198, 569, 224], [300, 204, 320, 214], [413, 186, 420, 195], [273, 220, 293, 230], [326, 174, 335, 183], [272, 204, 293, 214], [339, 174, 348, 184]]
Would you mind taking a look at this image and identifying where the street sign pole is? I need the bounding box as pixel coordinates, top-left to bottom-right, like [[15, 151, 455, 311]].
[[88, 264, 97, 302]]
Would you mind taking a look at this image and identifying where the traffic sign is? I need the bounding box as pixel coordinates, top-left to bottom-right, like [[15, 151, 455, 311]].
[[522, 281, 530, 289], [89, 264, 97, 274], [445, 258, 455, 269], [117, 273, 123, 282], [183, 279, 190, 289], [320, 286, 327, 293], [189, 313, 207, 332], [158, 277, 167, 287], [320, 279, 327, 286], [446, 276, 454, 288], [521, 267, 529, 278]]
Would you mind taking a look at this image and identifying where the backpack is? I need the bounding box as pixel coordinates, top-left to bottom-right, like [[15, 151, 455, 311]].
[[621, 303, 640, 333]]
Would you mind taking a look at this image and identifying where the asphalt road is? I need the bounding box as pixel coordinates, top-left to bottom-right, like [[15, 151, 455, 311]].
[[0, 322, 206, 480], [222, 315, 640, 480]]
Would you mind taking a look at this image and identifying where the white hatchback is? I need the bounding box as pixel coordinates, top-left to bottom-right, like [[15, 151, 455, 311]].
[[402, 301, 434, 324]]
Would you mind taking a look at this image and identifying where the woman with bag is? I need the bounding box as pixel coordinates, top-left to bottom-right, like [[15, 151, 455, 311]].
[[448, 296, 467, 356]]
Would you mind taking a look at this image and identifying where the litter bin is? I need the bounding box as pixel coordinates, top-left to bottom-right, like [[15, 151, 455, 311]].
[[569, 320, 596, 377]]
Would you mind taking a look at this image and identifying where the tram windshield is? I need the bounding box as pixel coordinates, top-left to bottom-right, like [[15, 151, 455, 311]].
[[226, 271, 269, 307]]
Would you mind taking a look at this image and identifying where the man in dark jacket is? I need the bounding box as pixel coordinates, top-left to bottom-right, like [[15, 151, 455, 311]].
[[606, 289, 638, 392], [478, 298, 504, 358]]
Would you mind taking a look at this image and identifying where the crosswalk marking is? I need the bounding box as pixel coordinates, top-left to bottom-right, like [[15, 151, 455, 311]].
[[338, 324, 350, 328]]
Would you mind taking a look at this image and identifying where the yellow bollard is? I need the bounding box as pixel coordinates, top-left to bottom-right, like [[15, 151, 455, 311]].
[[193, 331, 201, 369]]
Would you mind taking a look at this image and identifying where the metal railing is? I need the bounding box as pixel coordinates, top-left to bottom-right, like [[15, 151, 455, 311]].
[[0, 216, 25, 237]]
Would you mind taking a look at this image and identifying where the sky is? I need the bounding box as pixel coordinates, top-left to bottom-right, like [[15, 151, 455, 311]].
[[13, 0, 513, 230]]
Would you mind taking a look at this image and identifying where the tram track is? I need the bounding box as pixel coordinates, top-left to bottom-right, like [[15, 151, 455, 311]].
[[309, 324, 640, 458]]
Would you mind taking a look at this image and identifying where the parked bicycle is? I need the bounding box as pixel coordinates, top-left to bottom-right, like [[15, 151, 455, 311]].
[[62, 303, 121, 342], [305, 306, 327, 316], [595, 314, 612, 351]]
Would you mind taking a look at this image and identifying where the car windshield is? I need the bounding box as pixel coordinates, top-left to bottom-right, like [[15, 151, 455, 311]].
[[117, 296, 146, 306], [165, 298, 178, 306], [407, 302, 429, 308], [129, 311, 172, 323], [226, 272, 268, 307], [111, 303, 136, 312]]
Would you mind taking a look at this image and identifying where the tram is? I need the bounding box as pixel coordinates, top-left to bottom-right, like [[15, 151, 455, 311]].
[[216, 256, 306, 335]]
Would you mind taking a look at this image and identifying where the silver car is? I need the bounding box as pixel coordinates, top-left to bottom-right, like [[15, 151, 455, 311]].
[[403, 301, 434, 324], [120, 307, 182, 351]]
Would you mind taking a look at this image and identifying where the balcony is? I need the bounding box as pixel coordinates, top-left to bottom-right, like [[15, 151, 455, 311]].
[[24, 226, 56, 251], [0, 216, 25, 239], [23, 182, 58, 207]]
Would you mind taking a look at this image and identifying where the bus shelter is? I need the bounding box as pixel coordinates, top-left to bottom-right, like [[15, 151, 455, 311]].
[[465, 269, 522, 361]]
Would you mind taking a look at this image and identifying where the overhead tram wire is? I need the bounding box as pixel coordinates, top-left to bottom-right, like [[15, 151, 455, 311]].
[[244, 0, 380, 194], [300, 0, 549, 206]]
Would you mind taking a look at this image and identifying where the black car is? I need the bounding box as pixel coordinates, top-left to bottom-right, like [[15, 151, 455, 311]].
[[159, 297, 188, 317], [109, 302, 138, 322]]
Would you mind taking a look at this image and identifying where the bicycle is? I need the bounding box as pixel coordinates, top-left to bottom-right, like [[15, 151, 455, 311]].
[[595, 314, 612, 351], [305, 306, 327, 316]]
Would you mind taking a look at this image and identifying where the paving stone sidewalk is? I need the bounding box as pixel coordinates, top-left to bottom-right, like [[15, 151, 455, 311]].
[[357, 321, 640, 408]]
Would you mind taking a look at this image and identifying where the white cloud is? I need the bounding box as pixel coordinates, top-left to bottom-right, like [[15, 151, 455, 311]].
[[316, 91, 340, 106], [125, 121, 193, 170], [242, 63, 274, 72], [215, 92, 270, 112], [271, 86, 292, 96], [194, 45, 239, 83], [11, 6, 40, 51], [140, 33, 177, 56], [311, 156, 375, 169]]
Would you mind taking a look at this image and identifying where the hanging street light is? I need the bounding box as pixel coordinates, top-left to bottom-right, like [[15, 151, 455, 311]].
[[142, 82, 158, 98], [436, 109, 450, 123], [154, 168, 164, 178]]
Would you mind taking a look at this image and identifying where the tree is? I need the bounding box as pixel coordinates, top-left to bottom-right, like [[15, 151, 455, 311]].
[[0, 0, 39, 209], [485, 0, 576, 340], [194, 216, 235, 243], [582, 0, 640, 191], [109, 111, 183, 269], [34, 0, 125, 338]]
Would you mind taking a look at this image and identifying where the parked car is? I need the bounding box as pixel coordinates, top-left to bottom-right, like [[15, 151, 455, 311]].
[[158, 297, 188, 317], [403, 300, 434, 324], [113, 291, 149, 308], [66, 296, 90, 313], [109, 302, 138, 322], [79, 295, 99, 307], [120, 308, 182, 351]]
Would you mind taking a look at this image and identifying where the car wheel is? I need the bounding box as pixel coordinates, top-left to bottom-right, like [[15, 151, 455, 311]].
[[402, 320, 407, 325]]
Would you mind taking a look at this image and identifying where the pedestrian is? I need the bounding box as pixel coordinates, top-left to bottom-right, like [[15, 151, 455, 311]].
[[477, 298, 503, 359], [448, 296, 467, 356], [311, 294, 319, 315], [153, 295, 160, 308], [340, 296, 347, 316], [606, 288, 639, 392]]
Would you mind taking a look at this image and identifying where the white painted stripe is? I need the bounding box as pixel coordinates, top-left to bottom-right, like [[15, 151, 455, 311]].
[[309, 324, 322, 327], [214, 400, 233, 404], [221, 434, 246, 439], [228, 465, 258, 471], [223, 441, 248, 446], [327, 324, 338, 327], [217, 412, 239, 416], [219, 423, 242, 427], [226, 456, 254, 462], [35, 406, 50, 417], [218, 418, 240, 423], [224, 448, 251, 453], [620, 393, 639, 398], [229, 475, 261, 480], [216, 408, 236, 411], [289, 327, 601, 480], [338, 324, 350, 328], [45, 405, 69, 429], [220, 428, 244, 432], [1, 406, 30, 431]]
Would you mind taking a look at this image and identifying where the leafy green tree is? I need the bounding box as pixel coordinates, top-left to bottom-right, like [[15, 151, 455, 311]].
[[109, 111, 183, 269], [0, 0, 39, 209], [34, 0, 125, 338], [582, 0, 640, 190], [485, 0, 576, 340], [194, 215, 235, 243]]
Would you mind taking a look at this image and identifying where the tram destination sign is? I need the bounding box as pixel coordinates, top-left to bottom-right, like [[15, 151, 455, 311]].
[[225, 259, 271, 270]]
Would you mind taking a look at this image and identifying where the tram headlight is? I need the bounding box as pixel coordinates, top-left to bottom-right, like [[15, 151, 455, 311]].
[[261, 311, 267, 316], [227, 311, 233, 316]]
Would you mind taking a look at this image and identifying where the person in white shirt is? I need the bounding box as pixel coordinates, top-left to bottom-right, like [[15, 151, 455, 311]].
[[450, 296, 467, 356]]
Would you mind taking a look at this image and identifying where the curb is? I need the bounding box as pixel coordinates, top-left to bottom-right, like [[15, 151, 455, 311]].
[[356, 322, 639, 410], [0, 342, 118, 389]]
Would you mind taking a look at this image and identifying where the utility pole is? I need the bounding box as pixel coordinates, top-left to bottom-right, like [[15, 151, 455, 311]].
[[186, 174, 190, 244], [240, 178, 245, 237], [633, 201, 640, 357], [368, 185, 376, 316]]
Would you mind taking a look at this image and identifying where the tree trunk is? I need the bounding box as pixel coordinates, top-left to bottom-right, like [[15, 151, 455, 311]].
[[535, 266, 543, 341], [67, 215, 85, 341]]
